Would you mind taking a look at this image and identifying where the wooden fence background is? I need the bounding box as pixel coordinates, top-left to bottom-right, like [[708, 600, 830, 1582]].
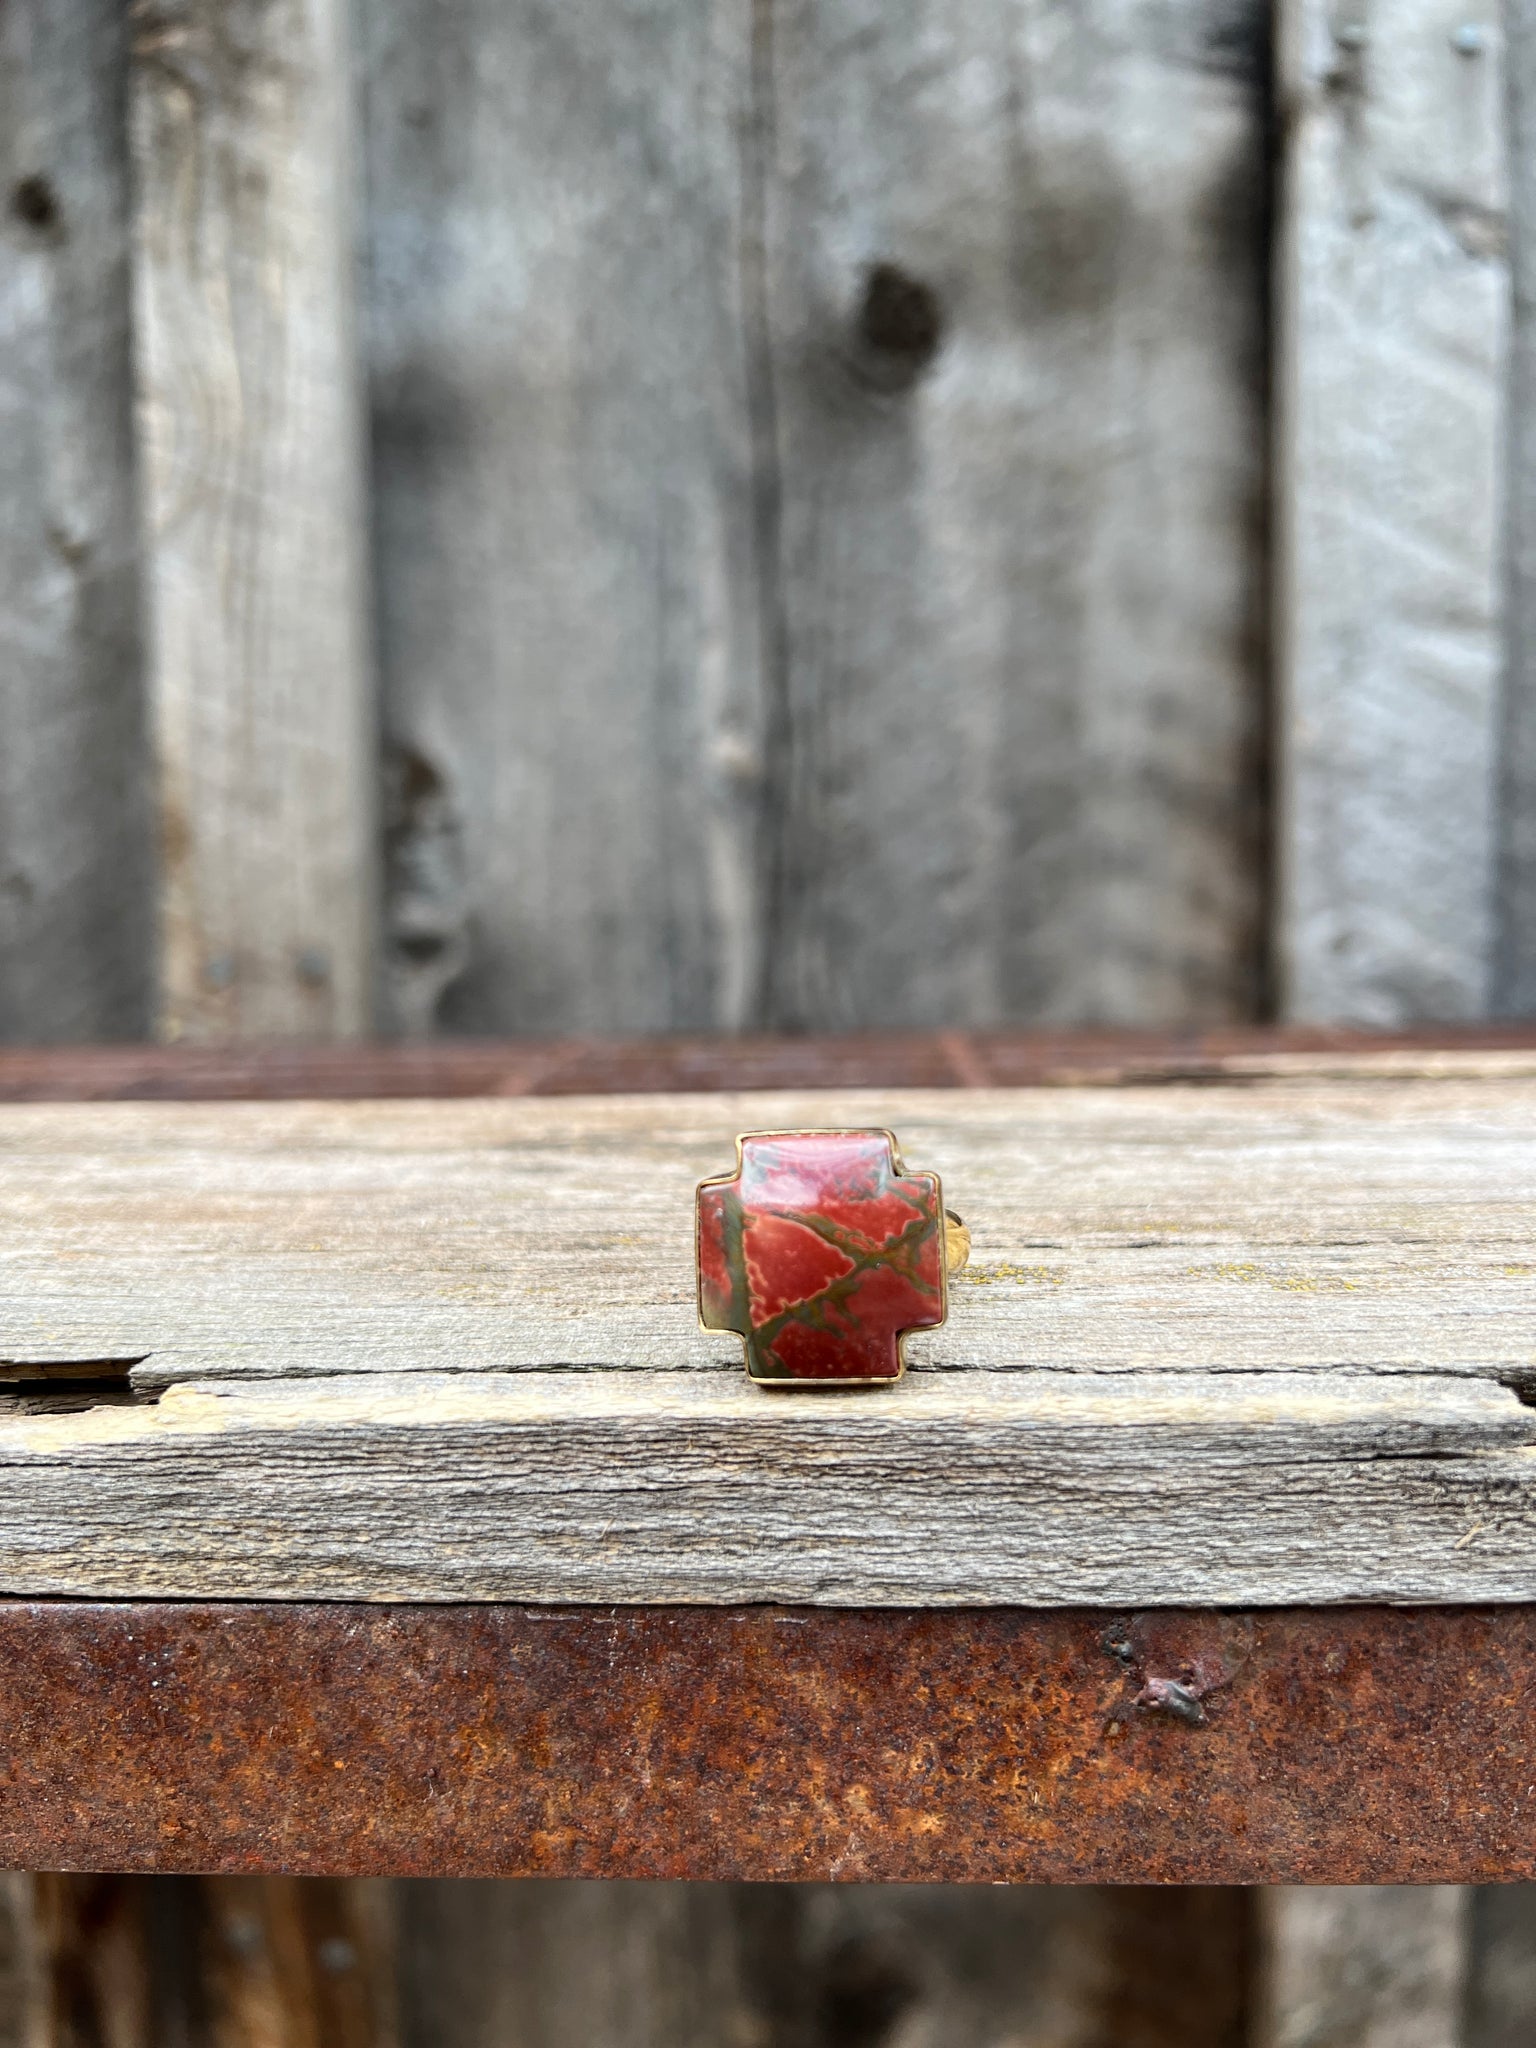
[[2, 0, 1534, 2041], [6, 0, 1525, 1053]]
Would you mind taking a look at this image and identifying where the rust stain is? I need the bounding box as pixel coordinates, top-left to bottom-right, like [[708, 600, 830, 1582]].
[[3, 1023, 1536, 1101], [0, 1602, 1531, 1883]]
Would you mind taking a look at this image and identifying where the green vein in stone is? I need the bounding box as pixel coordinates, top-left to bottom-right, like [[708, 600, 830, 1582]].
[[750, 1213, 939, 1352]]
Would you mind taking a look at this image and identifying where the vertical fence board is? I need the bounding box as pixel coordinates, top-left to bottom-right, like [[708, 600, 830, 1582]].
[[21, 1874, 397, 2048], [793, 1883, 1252, 2048], [1277, 0, 1508, 1024], [0, 0, 153, 1043], [393, 1881, 1252, 2048], [361, 0, 768, 1036], [756, 0, 1269, 1030], [395, 1882, 795, 2048], [130, 0, 375, 1042], [199, 1877, 398, 2048], [1497, 0, 1536, 1011], [0, 1874, 36, 2048], [1257, 1887, 1469, 2048], [1467, 1887, 1536, 2047]]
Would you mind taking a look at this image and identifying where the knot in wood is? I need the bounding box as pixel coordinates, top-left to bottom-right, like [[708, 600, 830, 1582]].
[[852, 262, 943, 390]]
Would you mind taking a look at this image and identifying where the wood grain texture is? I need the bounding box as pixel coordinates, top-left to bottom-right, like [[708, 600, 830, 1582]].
[[1277, 0, 1509, 1024], [5, 1075, 1536, 1601], [1468, 1888, 1536, 2048], [1498, 0, 1536, 1012], [359, 0, 766, 1038], [393, 1882, 1251, 2048], [198, 1877, 398, 2048], [756, 0, 1268, 1031], [0, 0, 154, 1044], [19, 1873, 396, 2048], [0, 1875, 36, 2048], [396, 1883, 794, 2048], [0, 1366, 1530, 1604], [6, 1078, 1536, 1390], [130, 0, 375, 1042], [359, 0, 1265, 1037], [9, 1026, 1536, 1103], [1256, 1888, 1469, 2048]]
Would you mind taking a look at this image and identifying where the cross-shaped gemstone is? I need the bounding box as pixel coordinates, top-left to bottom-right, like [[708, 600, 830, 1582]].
[[697, 1130, 947, 1383]]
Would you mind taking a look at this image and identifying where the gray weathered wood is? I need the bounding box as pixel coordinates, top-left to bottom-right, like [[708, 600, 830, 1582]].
[[1497, 0, 1536, 1012], [6, 1071, 1536, 1603], [360, 0, 1266, 1036], [1256, 1887, 1469, 2048], [392, 1882, 1250, 2048], [0, 0, 154, 1044], [788, 1884, 1251, 2048], [757, 0, 1268, 1030], [1277, 0, 1509, 1024], [1468, 1887, 1536, 2048], [360, 0, 767, 1037], [130, 0, 376, 1042], [0, 1365, 1530, 1605], [0, 1874, 36, 2048], [5, 1072, 1536, 1389], [397, 1882, 794, 2048]]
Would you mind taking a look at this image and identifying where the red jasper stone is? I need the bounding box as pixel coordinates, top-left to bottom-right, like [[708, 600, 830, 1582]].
[[697, 1131, 946, 1382]]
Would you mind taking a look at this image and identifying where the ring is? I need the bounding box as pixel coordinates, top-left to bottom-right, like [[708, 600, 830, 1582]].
[[696, 1129, 968, 1386]]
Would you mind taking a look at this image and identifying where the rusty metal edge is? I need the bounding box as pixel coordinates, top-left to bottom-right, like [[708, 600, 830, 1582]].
[[0, 1601, 1531, 1884], [4, 1024, 1536, 1100]]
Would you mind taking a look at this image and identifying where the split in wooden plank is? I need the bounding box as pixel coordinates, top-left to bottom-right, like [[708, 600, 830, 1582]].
[[4, 1077, 1536, 1389], [129, 0, 376, 1040], [0, 1366, 1529, 1604], [3, 1073, 1536, 1602], [1277, 0, 1509, 1023]]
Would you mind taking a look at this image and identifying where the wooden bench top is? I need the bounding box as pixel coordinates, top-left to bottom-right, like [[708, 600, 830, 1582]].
[[3, 1055, 1535, 1606]]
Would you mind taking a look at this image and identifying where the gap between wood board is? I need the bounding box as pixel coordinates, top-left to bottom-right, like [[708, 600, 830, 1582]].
[[1, 1061, 1535, 1604]]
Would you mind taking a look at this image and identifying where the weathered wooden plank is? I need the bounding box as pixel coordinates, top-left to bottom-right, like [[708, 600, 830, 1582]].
[[785, 1886, 1252, 2048], [8, 1027, 1536, 1104], [1277, 0, 1509, 1023], [4, 1079, 1536, 1388], [359, 0, 1265, 1037], [1468, 1887, 1536, 2047], [1497, 0, 1536, 1011], [199, 1876, 397, 2048], [756, 0, 1268, 1030], [0, 0, 154, 1043], [129, 0, 375, 1042], [391, 1882, 1251, 2048], [0, 1874, 35, 2048], [19, 1872, 396, 2048], [359, 0, 766, 1037], [0, 1365, 1529, 1604], [1256, 1887, 1469, 2048], [396, 1882, 793, 2048]]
